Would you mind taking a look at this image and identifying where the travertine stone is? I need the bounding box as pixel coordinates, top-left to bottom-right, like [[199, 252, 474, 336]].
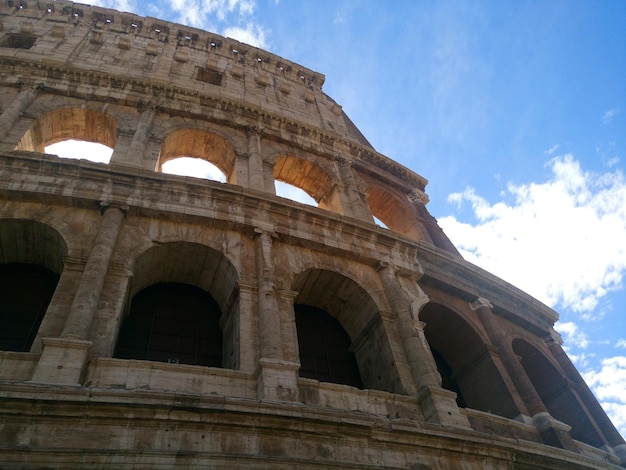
[[0, 2, 624, 468]]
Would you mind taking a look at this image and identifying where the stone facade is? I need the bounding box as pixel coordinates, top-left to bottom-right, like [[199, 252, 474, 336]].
[[0, 2, 624, 468]]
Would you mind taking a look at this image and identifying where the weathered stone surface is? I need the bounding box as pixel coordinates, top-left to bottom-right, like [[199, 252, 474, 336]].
[[0, 2, 624, 469]]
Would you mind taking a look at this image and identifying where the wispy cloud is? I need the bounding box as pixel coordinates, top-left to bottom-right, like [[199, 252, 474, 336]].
[[602, 108, 620, 124], [440, 154, 626, 316], [223, 24, 267, 48], [544, 144, 560, 156], [616, 339, 626, 349], [556, 321, 591, 349], [583, 356, 626, 438]]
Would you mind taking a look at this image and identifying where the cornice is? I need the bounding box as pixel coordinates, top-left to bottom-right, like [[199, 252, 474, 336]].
[[0, 56, 428, 192]]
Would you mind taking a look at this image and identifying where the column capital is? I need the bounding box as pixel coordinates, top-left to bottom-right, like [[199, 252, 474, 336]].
[[336, 154, 354, 168], [245, 125, 264, 137], [137, 99, 161, 113], [253, 226, 277, 238], [99, 200, 129, 214], [408, 188, 430, 205], [470, 297, 493, 311]]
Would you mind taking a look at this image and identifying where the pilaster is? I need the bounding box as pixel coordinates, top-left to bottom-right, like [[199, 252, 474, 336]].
[[253, 227, 299, 402], [0, 85, 39, 143], [378, 263, 470, 428]]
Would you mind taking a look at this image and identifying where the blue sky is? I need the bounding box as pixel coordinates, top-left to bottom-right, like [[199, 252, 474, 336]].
[[71, 0, 626, 437]]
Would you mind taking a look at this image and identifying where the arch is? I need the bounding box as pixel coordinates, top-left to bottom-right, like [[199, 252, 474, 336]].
[[273, 155, 344, 213], [295, 304, 362, 388], [366, 185, 427, 241], [512, 338, 605, 447], [420, 302, 520, 418], [158, 128, 236, 182], [16, 107, 118, 154], [0, 219, 67, 352], [120, 242, 239, 369], [0, 219, 67, 274], [114, 283, 223, 367], [292, 268, 403, 393]]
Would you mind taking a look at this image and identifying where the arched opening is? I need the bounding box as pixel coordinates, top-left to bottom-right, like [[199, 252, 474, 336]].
[[513, 338, 605, 447], [421, 302, 520, 418], [115, 283, 223, 367], [295, 304, 362, 388], [0, 219, 67, 352], [161, 157, 226, 182], [158, 129, 235, 183], [366, 186, 427, 241], [274, 156, 344, 213], [430, 348, 466, 408], [17, 108, 117, 164], [0, 264, 59, 352], [45, 140, 113, 164], [120, 242, 239, 369], [275, 181, 317, 206], [292, 269, 403, 393]]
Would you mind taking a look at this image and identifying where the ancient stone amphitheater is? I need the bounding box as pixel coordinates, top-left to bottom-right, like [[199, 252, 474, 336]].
[[0, 2, 624, 468]]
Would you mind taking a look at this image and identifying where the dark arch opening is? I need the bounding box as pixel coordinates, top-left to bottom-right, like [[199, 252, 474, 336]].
[[430, 347, 467, 408], [421, 302, 520, 418], [295, 304, 362, 389], [114, 282, 223, 367], [0, 263, 59, 352], [512, 338, 605, 447]]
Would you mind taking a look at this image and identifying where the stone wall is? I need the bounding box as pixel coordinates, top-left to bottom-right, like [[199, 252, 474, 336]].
[[0, 2, 624, 468]]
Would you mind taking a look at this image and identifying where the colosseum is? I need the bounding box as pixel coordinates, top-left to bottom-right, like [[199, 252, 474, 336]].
[[0, 1, 624, 468]]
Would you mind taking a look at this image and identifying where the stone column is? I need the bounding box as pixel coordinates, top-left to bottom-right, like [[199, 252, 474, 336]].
[[110, 102, 157, 168], [409, 188, 462, 256], [0, 85, 39, 143], [30, 202, 126, 386], [247, 127, 266, 192], [378, 263, 470, 428], [253, 228, 299, 401], [470, 298, 578, 451], [546, 332, 626, 459], [336, 156, 373, 222], [470, 298, 541, 416]]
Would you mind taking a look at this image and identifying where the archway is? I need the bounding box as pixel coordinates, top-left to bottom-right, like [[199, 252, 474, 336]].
[[17, 108, 117, 164], [158, 129, 235, 182], [421, 302, 520, 418], [366, 185, 427, 241], [513, 338, 605, 447], [274, 156, 343, 213], [115, 282, 223, 367], [0, 219, 67, 352], [119, 242, 240, 369], [292, 268, 402, 393]]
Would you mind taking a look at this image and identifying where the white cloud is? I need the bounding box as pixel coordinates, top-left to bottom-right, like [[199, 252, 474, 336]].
[[545, 144, 560, 156], [440, 155, 626, 315], [583, 356, 626, 439], [616, 339, 626, 349], [223, 24, 268, 48], [556, 321, 590, 349], [602, 108, 620, 124]]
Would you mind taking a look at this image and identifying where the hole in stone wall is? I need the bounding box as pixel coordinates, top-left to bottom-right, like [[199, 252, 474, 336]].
[[162, 157, 226, 183], [1, 34, 36, 49], [196, 67, 223, 86], [373, 216, 388, 229], [45, 140, 113, 164], [275, 181, 317, 207]]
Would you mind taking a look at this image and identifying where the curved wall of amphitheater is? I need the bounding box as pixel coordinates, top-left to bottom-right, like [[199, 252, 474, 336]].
[[0, 2, 624, 468]]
